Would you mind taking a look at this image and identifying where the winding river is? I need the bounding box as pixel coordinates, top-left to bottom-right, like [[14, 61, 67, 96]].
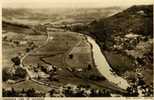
[[85, 35, 130, 90]]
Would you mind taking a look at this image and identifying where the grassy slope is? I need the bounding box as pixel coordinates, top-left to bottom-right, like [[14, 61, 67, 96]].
[[3, 80, 51, 92]]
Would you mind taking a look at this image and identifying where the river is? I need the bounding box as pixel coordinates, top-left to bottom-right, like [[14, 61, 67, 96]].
[[85, 35, 130, 90]]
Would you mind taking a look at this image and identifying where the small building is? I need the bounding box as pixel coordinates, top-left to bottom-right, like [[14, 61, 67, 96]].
[[137, 10, 147, 16], [7, 79, 16, 84], [76, 68, 83, 72], [125, 33, 140, 38], [19, 41, 28, 45], [47, 65, 54, 72]]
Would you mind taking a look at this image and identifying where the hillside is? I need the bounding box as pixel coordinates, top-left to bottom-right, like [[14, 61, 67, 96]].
[[85, 5, 153, 85], [88, 5, 153, 48]]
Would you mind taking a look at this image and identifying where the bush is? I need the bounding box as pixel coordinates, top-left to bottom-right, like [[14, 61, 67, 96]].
[[2, 67, 12, 81], [15, 67, 27, 78], [11, 56, 21, 65], [89, 75, 106, 81], [3, 88, 18, 97]]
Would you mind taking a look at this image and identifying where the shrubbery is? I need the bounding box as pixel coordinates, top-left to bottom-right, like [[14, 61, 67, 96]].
[[2, 67, 13, 81], [2, 67, 27, 81]]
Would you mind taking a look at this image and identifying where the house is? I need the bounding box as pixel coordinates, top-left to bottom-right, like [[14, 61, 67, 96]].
[[76, 68, 83, 72], [7, 79, 16, 84], [19, 41, 28, 45]]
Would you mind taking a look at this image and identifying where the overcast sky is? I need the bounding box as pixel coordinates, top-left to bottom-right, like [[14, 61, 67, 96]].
[[2, 0, 154, 8]]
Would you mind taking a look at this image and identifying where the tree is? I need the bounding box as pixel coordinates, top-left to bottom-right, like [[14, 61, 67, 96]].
[[2, 67, 12, 81], [137, 78, 145, 86], [87, 64, 92, 71], [11, 56, 21, 65], [2, 88, 7, 97], [26, 48, 30, 52], [69, 54, 73, 59], [75, 90, 85, 97], [90, 89, 97, 97], [11, 87, 18, 97], [26, 88, 36, 97], [15, 67, 27, 79], [3, 36, 7, 41], [63, 86, 73, 97], [21, 88, 25, 93], [105, 90, 111, 97], [49, 89, 55, 96]]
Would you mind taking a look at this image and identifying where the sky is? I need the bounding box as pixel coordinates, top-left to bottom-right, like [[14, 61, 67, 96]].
[[2, 0, 154, 8]]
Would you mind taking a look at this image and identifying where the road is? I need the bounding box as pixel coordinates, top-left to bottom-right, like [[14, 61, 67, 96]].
[[20, 30, 50, 78]]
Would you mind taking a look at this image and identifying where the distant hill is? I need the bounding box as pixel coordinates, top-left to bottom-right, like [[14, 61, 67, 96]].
[[2, 20, 47, 35], [2, 7, 123, 25], [87, 5, 153, 49]]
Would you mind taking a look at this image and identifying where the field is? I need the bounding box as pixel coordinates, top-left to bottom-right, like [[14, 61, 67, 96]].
[[3, 25, 126, 95], [22, 30, 110, 88], [2, 31, 47, 68]]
